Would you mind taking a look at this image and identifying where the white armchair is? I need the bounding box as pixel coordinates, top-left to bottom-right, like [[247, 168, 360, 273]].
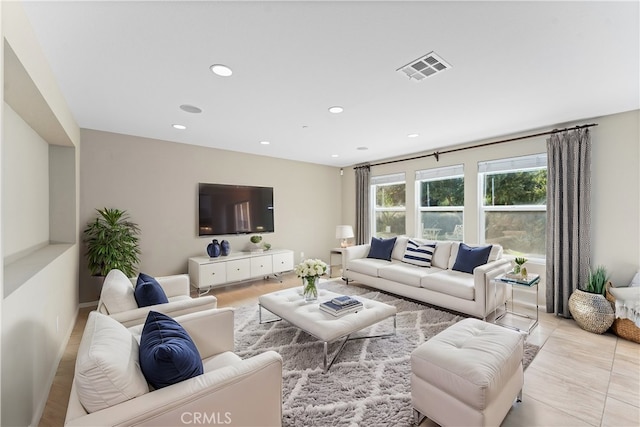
[[97, 269, 218, 327], [65, 308, 283, 426]]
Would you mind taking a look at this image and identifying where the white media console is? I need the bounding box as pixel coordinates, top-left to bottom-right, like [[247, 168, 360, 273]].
[[188, 249, 294, 294]]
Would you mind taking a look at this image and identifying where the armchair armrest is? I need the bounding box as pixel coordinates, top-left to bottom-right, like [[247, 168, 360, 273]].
[[109, 295, 218, 328], [173, 308, 235, 358], [128, 274, 190, 298], [157, 274, 190, 298], [127, 307, 235, 357], [65, 350, 283, 427]]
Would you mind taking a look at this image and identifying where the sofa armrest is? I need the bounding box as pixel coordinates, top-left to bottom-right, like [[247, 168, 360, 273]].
[[344, 244, 371, 265], [473, 258, 512, 317], [65, 350, 283, 427], [109, 295, 218, 328]]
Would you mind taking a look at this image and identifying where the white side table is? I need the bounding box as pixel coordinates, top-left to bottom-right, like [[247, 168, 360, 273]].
[[493, 273, 540, 334]]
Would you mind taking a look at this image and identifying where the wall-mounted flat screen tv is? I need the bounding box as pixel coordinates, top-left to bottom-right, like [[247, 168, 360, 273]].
[[198, 183, 274, 236]]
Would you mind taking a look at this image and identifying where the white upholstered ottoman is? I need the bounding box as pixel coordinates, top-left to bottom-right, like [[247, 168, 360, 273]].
[[411, 318, 524, 427]]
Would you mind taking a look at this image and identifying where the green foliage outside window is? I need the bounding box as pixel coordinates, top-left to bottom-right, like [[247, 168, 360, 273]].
[[420, 177, 464, 207], [376, 183, 405, 208], [483, 170, 547, 206]]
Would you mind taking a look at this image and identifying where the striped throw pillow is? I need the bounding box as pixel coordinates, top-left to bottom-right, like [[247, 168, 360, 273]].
[[402, 240, 436, 267]]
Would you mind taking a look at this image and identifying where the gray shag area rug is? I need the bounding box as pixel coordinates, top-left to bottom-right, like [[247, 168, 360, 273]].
[[234, 280, 540, 427]]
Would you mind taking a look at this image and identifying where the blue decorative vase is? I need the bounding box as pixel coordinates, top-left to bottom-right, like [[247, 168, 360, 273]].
[[221, 240, 231, 256], [207, 239, 221, 258]]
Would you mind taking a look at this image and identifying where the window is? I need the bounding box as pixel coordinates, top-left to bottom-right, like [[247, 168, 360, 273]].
[[415, 165, 464, 241], [479, 154, 547, 258], [371, 173, 406, 238]]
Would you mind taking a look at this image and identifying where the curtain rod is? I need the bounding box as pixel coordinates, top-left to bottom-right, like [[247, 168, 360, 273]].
[[369, 123, 598, 167]]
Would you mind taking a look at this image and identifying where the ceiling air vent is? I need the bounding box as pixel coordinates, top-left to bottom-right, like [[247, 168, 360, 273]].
[[397, 52, 451, 81]]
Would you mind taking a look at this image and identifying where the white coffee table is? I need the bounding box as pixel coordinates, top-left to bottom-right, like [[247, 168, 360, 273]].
[[258, 288, 397, 373]]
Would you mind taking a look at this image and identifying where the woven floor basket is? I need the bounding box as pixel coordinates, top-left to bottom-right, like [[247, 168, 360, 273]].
[[568, 289, 615, 334], [605, 283, 640, 343]]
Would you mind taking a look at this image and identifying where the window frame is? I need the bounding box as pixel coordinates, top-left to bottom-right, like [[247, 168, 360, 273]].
[[478, 154, 547, 260], [370, 172, 406, 238], [414, 165, 464, 241]]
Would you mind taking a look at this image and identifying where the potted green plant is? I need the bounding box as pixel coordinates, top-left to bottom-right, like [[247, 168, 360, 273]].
[[83, 208, 141, 277], [249, 234, 263, 252], [568, 265, 615, 334], [513, 257, 528, 277]]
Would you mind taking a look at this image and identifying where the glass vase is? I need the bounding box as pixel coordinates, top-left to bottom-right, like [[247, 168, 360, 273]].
[[303, 276, 319, 302]]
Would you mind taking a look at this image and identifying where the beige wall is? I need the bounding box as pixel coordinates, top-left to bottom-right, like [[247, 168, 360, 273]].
[[341, 110, 640, 297], [590, 110, 640, 282], [79, 129, 343, 302], [2, 103, 49, 257], [1, 1, 80, 425]]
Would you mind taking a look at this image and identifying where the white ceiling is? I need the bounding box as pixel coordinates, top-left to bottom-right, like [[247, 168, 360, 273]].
[[21, 1, 640, 167]]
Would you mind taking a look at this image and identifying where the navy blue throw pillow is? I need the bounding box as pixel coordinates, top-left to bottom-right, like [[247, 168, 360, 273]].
[[134, 273, 169, 307], [452, 243, 493, 274], [139, 311, 203, 389], [367, 237, 397, 261]]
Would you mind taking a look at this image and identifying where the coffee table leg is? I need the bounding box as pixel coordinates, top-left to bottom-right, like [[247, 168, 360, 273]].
[[322, 314, 397, 373], [258, 304, 282, 324]]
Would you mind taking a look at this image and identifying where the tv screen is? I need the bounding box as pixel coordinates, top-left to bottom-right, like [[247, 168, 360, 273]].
[[198, 183, 274, 236]]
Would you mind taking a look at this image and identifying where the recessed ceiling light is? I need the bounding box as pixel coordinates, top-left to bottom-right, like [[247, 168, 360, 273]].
[[180, 104, 202, 114], [260, 141, 270, 145], [408, 133, 419, 138], [210, 64, 233, 77], [328, 106, 344, 114], [357, 146, 368, 151], [331, 154, 339, 158], [172, 124, 187, 130]]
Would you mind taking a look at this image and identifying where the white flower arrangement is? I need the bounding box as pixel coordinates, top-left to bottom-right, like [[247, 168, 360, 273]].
[[295, 258, 328, 278], [295, 258, 327, 301]]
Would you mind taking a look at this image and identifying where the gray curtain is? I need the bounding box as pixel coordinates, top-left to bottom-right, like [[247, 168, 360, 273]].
[[354, 164, 371, 245], [546, 128, 591, 317]]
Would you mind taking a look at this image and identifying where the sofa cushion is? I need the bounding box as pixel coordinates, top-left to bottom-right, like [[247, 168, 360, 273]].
[[367, 237, 397, 261], [379, 264, 443, 287], [451, 243, 493, 274], [431, 241, 453, 269], [421, 270, 476, 301], [135, 273, 169, 307], [348, 258, 393, 277], [391, 236, 410, 261], [448, 242, 503, 269], [139, 311, 204, 389], [100, 269, 138, 314], [74, 312, 149, 413], [402, 239, 437, 267]]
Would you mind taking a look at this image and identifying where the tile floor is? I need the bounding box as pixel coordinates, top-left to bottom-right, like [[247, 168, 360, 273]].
[[39, 275, 640, 426]]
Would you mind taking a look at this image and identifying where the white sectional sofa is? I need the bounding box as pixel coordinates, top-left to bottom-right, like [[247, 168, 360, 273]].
[[343, 236, 512, 319]]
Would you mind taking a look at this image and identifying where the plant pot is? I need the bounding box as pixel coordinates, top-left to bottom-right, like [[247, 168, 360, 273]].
[[568, 289, 615, 334]]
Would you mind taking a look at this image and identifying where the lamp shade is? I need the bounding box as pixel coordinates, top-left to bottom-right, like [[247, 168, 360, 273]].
[[335, 225, 354, 239]]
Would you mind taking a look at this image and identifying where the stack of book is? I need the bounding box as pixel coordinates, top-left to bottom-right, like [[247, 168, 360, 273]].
[[319, 295, 363, 317]]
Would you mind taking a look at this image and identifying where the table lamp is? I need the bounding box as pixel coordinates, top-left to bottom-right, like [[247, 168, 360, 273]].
[[335, 225, 354, 248]]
